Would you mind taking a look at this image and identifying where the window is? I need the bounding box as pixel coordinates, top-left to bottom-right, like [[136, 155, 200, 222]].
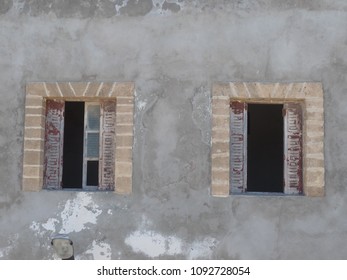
[[230, 101, 302, 194], [44, 100, 116, 191], [211, 82, 325, 197], [23, 82, 135, 194]]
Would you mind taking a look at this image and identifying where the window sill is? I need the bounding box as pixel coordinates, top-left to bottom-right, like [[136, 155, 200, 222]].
[[230, 192, 305, 197], [44, 188, 112, 192]]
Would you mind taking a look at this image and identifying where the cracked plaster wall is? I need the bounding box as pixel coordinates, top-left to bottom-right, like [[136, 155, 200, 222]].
[[0, 0, 347, 259]]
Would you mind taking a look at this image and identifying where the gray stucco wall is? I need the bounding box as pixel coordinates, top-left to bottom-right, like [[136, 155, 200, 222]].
[[0, 0, 346, 259]]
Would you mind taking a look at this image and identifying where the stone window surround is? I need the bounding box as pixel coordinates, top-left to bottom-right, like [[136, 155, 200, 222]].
[[211, 82, 325, 197], [22, 82, 135, 194]]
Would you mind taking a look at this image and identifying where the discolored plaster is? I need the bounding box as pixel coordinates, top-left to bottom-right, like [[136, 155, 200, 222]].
[[0, 0, 347, 261], [0, 0, 13, 14], [162, 1, 180, 13], [118, 0, 153, 16]]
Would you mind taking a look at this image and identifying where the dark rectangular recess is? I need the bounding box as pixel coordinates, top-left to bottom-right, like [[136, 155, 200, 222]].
[[247, 104, 284, 193], [62, 101, 84, 188], [87, 161, 99, 186]]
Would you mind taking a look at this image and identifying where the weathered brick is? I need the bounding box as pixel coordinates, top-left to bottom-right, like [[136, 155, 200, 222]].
[[22, 177, 43, 191], [212, 130, 229, 141], [97, 83, 114, 97], [84, 82, 102, 97], [115, 176, 132, 194], [23, 165, 43, 178], [212, 156, 229, 168], [117, 113, 134, 124], [27, 83, 47, 97], [305, 186, 324, 197], [116, 148, 132, 162], [273, 83, 291, 98], [306, 106, 324, 114], [306, 111, 324, 121], [25, 96, 44, 107], [116, 162, 132, 175], [229, 82, 248, 98], [212, 115, 229, 128], [23, 151, 43, 165], [303, 83, 323, 98], [212, 83, 230, 97], [24, 139, 44, 150], [56, 83, 75, 97], [211, 183, 229, 197], [305, 98, 324, 109], [116, 124, 133, 135], [306, 169, 324, 185], [306, 158, 324, 168], [116, 104, 134, 113], [25, 115, 44, 128], [113, 82, 135, 96], [45, 83, 61, 97], [69, 82, 90, 96], [212, 142, 229, 154], [305, 142, 324, 154], [25, 107, 44, 115], [117, 97, 134, 105], [212, 97, 229, 108], [116, 135, 133, 147], [244, 83, 262, 98], [24, 128, 44, 139], [288, 83, 306, 98], [212, 169, 229, 182], [212, 105, 229, 116]]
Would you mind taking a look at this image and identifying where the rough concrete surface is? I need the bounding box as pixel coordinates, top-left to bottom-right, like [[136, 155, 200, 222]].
[[0, 0, 347, 259]]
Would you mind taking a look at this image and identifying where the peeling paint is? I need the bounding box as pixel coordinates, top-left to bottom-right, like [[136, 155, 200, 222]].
[[82, 240, 112, 260], [125, 216, 217, 258], [28, 194, 103, 237], [125, 230, 183, 257], [188, 237, 217, 259], [137, 100, 147, 111], [42, 218, 59, 231], [0, 234, 18, 258], [61, 193, 102, 233]]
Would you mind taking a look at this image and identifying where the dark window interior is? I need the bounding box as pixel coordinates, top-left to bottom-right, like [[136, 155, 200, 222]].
[[87, 161, 99, 186], [62, 102, 84, 188], [247, 104, 284, 192]]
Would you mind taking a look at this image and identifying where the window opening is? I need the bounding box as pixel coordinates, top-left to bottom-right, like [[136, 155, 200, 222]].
[[47, 101, 104, 190], [230, 101, 303, 195], [247, 104, 284, 193], [86, 161, 99, 186], [62, 102, 84, 188], [24, 81, 134, 194]]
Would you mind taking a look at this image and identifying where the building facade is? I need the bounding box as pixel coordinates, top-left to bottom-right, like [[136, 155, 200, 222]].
[[0, 0, 346, 259]]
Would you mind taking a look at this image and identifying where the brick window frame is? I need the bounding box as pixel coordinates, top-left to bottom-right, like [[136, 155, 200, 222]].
[[211, 82, 325, 197], [22, 82, 135, 194]]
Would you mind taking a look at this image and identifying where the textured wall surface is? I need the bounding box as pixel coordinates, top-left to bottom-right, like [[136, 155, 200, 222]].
[[0, 0, 347, 259]]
